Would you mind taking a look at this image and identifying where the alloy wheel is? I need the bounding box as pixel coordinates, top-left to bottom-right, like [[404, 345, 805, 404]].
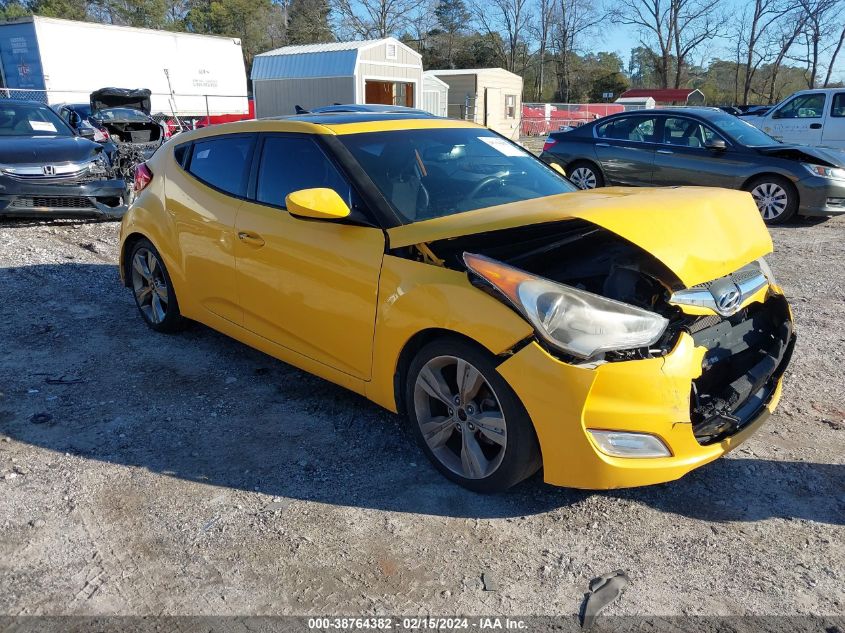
[[413, 355, 507, 480], [131, 247, 169, 324], [570, 166, 598, 189], [751, 182, 788, 220]]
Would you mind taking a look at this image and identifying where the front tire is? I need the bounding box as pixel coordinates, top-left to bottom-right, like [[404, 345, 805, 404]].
[[568, 161, 604, 190], [746, 175, 798, 225], [129, 238, 184, 333], [404, 338, 541, 493]]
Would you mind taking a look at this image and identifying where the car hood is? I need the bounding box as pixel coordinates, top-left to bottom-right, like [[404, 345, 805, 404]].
[[387, 187, 773, 288], [757, 144, 845, 167], [90, 87, 152, 115], [0, 136, 102, 165]]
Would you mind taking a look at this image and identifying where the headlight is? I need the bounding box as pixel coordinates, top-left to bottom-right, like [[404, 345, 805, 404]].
[[756, 257, 777, 286], [802, 163, 845, 180], [463, 252, 669, 359]]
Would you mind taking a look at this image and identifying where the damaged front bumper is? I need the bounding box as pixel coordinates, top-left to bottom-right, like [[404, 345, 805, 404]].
[[0, 177, 127, 219], [497, 291, 794, 489]]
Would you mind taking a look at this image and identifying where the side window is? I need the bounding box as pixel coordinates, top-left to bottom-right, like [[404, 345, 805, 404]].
[[773, 93, 826, 119], [255, 136, 352, 209], [505, 95, 516, 119], [596, 116, 657, 142], [832, 93, 845, 117], [662, 117, 715, 148], [187, 135, 255, 197]]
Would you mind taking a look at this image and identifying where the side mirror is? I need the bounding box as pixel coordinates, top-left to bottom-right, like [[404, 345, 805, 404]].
[[705, 138, 727, 151], [549, 162, 567, 177], [68, 111, 81, 127], [286, 188, 351, 221], [77, 126, 96, 140]]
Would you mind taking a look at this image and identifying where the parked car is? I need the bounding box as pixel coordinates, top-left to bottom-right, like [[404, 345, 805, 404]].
[[718, 106, 742, 116], [747, 88, 845, 148], [0, 100, 125, 218], [119, 113, 794, 492], [541, 107, 845, 224], [737, 105, 771, 117]]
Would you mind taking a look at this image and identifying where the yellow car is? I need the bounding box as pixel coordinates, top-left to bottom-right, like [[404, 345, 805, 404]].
[[119, 112, 795, 493]]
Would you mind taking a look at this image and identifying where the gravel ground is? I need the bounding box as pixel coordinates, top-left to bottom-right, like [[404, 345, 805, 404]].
[[0, 214, 843, 618]]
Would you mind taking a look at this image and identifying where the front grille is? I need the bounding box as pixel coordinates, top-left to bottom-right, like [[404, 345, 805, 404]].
[[689, 296, 794, 445], [11, 196, 96, 210]]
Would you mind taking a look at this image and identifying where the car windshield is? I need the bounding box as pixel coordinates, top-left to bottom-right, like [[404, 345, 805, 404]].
[[707, 112, 779, 147], [0, 101, 73, 137], [338, 127, 577, 223], [95, 107, 149, 122]]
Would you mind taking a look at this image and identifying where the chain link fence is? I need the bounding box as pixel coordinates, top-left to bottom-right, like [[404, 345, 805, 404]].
[[520, 102, 651, 137]]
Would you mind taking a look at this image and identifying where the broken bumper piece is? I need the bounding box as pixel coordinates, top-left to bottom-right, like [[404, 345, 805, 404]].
[[496, 293, 792, 489], [0, 178, 127, 219]]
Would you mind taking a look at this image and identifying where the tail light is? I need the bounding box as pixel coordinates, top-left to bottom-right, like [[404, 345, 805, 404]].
[[134, 163, 153, 193], [98, 127, 111, 141], [542, 137, 557, 152]]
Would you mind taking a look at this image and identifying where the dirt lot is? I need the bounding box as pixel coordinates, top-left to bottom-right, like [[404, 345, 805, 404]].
[[0, 214, 843, 619]]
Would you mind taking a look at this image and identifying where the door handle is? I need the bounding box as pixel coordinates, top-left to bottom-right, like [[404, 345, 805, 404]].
[[656, 149, 673, 154], [595, 142, 610, 147], [238, 231, 265, 247], [810, 123, 822, 129]]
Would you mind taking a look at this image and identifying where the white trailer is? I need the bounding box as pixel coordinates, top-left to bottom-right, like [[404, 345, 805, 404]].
[[0, 16, 249, 116]]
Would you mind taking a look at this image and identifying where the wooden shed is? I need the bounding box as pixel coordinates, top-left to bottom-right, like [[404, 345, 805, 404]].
[[251, 38, 422, 118], [429, 68, 523, 139], [422, 71, 449, 117]]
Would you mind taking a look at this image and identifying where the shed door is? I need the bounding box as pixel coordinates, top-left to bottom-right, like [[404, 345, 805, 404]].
[[365, 80, 414, 107], [423, 90, 440, 116], [484, 87, 501, 128]]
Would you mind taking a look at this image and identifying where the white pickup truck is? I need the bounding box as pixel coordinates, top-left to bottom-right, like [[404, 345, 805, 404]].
[[748, 89, 845, 149]]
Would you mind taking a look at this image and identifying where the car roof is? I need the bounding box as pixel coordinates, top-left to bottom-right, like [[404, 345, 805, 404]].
[[266, 111, 439, 125], [172, 112, 479, 141], [309, 104, 432, 115]]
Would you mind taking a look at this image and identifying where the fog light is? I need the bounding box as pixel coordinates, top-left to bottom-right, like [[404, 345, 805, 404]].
[[588, 430, 671, 458], [826, 197, 845, 208]]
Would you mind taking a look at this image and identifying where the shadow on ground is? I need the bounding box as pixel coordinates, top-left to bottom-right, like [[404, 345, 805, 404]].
[[1, 263, 842, 524]]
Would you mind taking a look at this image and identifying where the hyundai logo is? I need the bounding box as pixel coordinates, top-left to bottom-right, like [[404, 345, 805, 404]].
[[716, 287, 742, 313], [42, 165, 56, 176]]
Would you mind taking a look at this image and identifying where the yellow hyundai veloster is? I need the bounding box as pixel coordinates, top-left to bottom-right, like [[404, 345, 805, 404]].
[[119, 112, 795, 492]]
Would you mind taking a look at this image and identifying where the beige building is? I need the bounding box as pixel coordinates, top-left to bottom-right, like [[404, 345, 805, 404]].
[[251, 38, 423, 118], [429, 68, 523, 139]]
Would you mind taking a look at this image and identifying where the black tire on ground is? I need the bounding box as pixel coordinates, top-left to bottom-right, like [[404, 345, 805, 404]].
[[744, 174, 799, 225], [567, 160, 605, 190], [128, 238, 185, 333], [404, 337, 542, 493]]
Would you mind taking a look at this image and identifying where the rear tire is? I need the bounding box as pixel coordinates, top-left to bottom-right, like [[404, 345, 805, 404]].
[[568, 161, 604, 190], [745, 175, 798, 225], [128, 238, 184, 333], [404, 337, 542, 493]]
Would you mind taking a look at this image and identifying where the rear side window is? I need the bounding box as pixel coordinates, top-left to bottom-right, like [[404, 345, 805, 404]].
[[187, 134, 255, 197], [255, 135, 351, 209], [832, 93, 845, 118], [596, 116, 658, 142]]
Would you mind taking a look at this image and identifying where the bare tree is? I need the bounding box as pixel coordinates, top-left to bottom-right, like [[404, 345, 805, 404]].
[[471, 0, 533, 72], [530, 0, 556, 100], [333, 0, 425, 38], [792, 0, 842, 87], [766, 10, 808, 101], [823, 23, 845, 86], [734, 0, 798, 103], [612, 0, 723, 88], [551, 0, 603, 101]]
